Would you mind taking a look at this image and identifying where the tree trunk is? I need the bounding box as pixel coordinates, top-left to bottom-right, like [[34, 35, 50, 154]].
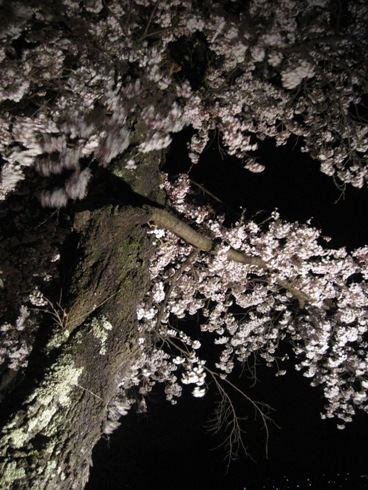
[[0, 202, 152, 489], [0, 151, 163, 489]]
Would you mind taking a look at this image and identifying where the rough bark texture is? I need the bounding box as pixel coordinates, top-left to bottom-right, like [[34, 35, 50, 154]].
[[0, 153, 162, 488], [0, 203, 151, 489]]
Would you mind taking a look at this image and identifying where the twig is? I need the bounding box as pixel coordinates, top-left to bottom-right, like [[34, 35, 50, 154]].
[[77, 384, 104, 403], [139, 0, 161, 41], [156, 331, 273, 469]]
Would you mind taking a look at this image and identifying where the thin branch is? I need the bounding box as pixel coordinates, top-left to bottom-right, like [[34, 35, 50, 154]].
[[205, 367, 274, 469], [138, 0, 161, 41], [77, 384, 104, 403], [189, 179, 224, 204], [156, 331, 273, 469]]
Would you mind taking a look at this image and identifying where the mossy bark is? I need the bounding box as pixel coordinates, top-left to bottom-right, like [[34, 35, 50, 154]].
[[0, 202, 152, 489], [0, 147, 162, 489]]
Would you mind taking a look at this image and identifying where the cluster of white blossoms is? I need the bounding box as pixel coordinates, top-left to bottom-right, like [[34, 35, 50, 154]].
[[0, 0, 195, 202], [0, 306, 37, 372], [0, 0, 367, 431], [183, 0, 368, 185], [0, 3, 367, 455], [134, 175, 368, 427], [0, 0, 367, 204], [281, 61, 315, 90]]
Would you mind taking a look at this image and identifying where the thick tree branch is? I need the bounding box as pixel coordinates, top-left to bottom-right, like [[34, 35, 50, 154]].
[[151, 208, 313, 307], [151, 207, 213, 252]]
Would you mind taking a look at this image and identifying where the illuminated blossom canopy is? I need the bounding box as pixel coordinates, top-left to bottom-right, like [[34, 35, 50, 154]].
[[1, 0, 367, 201], [0, 0, 367, 439], [134, 175, 368, 434]]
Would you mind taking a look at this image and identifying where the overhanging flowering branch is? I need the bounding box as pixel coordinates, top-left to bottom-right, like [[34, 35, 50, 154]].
[[133, 175, 368, 431], [151, 207, 314, 307]]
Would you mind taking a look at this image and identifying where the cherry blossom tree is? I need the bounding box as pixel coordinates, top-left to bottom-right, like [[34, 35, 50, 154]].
[[0, 0, 367, 487]]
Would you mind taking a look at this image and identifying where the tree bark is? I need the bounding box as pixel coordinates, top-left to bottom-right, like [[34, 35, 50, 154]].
[[0, 143, 166, 490], [0, 202, 152, 489]]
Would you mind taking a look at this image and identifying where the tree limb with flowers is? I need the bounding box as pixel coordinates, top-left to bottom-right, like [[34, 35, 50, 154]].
[[0, 0, 367, 487]]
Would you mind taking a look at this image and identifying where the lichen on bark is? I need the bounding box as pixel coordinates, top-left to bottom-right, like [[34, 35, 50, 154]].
[[0, 155, 160, 488]]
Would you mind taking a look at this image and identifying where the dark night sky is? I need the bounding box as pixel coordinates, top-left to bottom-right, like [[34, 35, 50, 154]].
[[87, 133, 368, 489]]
